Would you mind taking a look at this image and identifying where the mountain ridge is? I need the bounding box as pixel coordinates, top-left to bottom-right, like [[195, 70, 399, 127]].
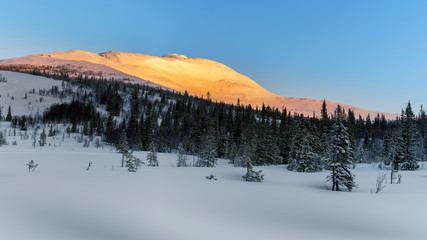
[[0, 50, 398, 119]]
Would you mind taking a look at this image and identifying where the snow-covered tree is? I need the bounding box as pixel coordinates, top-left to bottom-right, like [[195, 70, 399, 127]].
[[147, 141, 159, 167], [5, 106, 12, 121], [177, 143, 188, 167], [126, 153, 138, 172], [197, 128, 217, 167], [254, 122, 282, 166], [327, 105, 356, 192], [39, 129, 47, 147], [242, 158, 264, 182], [400, 102, 420, 170], [116, 129, 130, 167], [0, 131, 7, 146], [288, 119, 322, 172]]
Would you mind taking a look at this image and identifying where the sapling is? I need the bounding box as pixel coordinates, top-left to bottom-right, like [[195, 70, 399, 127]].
[[27, 160, 38, 172], [371, 172, 387, 194]]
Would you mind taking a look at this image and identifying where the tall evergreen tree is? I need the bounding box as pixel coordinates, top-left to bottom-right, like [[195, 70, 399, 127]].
[[6, 106, 12, 121], [39, 129, 47, 147], [198, 125, 217, 167], [177, 143, 188, 167], [327, 105, 356, 192], [400, 102, 420, 170], [117, 129, 130, 167], [288, 119, 322, 172], [147, 141, 159, 167], [319, 100, 332, 158]]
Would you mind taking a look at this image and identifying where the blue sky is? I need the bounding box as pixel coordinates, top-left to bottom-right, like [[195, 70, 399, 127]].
[[1, 0, 426, 114]]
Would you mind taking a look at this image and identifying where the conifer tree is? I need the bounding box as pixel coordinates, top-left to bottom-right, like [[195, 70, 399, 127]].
[[254, 122, 282, 165], [117, 129, 130, 167], [288, 119, 322, 172], [48, 124, 55, 137], [198, 125, 217, 167], [392, 128, 405, 171], [177, 143, 188, 167], [39, 129, 47, 147], [6, 106, 12, 121], [242, 157, 264, 182], [105, 114, 115, 144], [319, 100, 332, 157], [147, 141, 159, 167], [327, 105, 356, 192], [125, 153, 138, 172], [400, 102, 420, 170]]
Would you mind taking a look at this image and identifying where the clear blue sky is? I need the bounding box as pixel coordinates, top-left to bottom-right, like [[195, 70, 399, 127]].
[[1, 0, 426, 114]]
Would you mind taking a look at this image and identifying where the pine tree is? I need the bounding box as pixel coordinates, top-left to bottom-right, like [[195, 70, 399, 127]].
[[327, 105, 356, 192], [177, 143, 188, 167], [48, 124, 55, 137], [125, 152, 138, 172], [39, 129, 47, 147], [105, 114, 115, 144], [382, 130, 393, 166], [392, 128, 405, 171], [116, 129, 130, 167], [147, 141, 159, 167], [319, 100, 332, 157], [198, 126, 217, 167], [242, 158, 264, 182], [254, 122, 282, 165], [400, 102, 420, 170], [6, 106, 12, 121], [288, 119, 322, 172]]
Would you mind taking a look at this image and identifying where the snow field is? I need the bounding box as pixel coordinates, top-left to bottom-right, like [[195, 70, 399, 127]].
[[0, 70, 65, 116], [1, 133, 427, 240]]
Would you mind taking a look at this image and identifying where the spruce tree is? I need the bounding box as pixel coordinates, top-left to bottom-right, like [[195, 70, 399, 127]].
[[400, 102, 420, 170], [254, 122, 282, 165], [39, 129, 47, 147], [198, 126, 217, 167], [242, 157, 264, 182], [48, 125, 55, 137], [319, 100, 332, 158], [288, 119, 322, 172], [147, 141, 159, 167], [125, 152, 138, 172], [327, 105, 356, 192], [6, 106, 12, 121], [105, 114, 115, 144], [177, 143, 188, 167], [117, 129, 130, 167], [392, 128, 405, 171]]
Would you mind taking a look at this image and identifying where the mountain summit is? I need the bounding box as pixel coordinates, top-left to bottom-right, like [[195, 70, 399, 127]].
[[1, 50, 396, 118]]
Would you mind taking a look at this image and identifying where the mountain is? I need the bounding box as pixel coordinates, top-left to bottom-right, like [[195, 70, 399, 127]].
[[0, 50, 396, 119]]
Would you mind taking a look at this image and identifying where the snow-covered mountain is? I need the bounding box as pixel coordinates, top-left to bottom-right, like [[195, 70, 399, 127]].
[[0, 50, 397, 119]]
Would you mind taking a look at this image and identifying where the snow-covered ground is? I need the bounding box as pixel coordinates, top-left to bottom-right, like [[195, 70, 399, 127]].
[[1, 128, 427, 240], [0, 71, 66, 117]]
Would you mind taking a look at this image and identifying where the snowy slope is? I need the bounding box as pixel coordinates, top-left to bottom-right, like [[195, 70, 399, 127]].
[[0, 129, 426, 240], [1, 50, 397, 119], [0, 71, 65, 116]]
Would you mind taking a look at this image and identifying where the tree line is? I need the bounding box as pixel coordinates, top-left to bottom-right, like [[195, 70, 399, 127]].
[[1, 66, 425, 190]]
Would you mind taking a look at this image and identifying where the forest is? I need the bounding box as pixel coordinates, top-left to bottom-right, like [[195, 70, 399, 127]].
[[1, 65, 425, 189]]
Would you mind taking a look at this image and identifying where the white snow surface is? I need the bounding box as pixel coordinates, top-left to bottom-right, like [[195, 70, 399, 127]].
[[0, 70, 65, 116], [0, 128, 426, 240]]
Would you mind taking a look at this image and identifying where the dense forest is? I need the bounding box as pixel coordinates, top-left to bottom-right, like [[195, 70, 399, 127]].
[[1, 66, 426, 180]]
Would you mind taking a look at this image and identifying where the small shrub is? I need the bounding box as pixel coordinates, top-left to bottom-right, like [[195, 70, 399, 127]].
[[206, 174, 217, 181]]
